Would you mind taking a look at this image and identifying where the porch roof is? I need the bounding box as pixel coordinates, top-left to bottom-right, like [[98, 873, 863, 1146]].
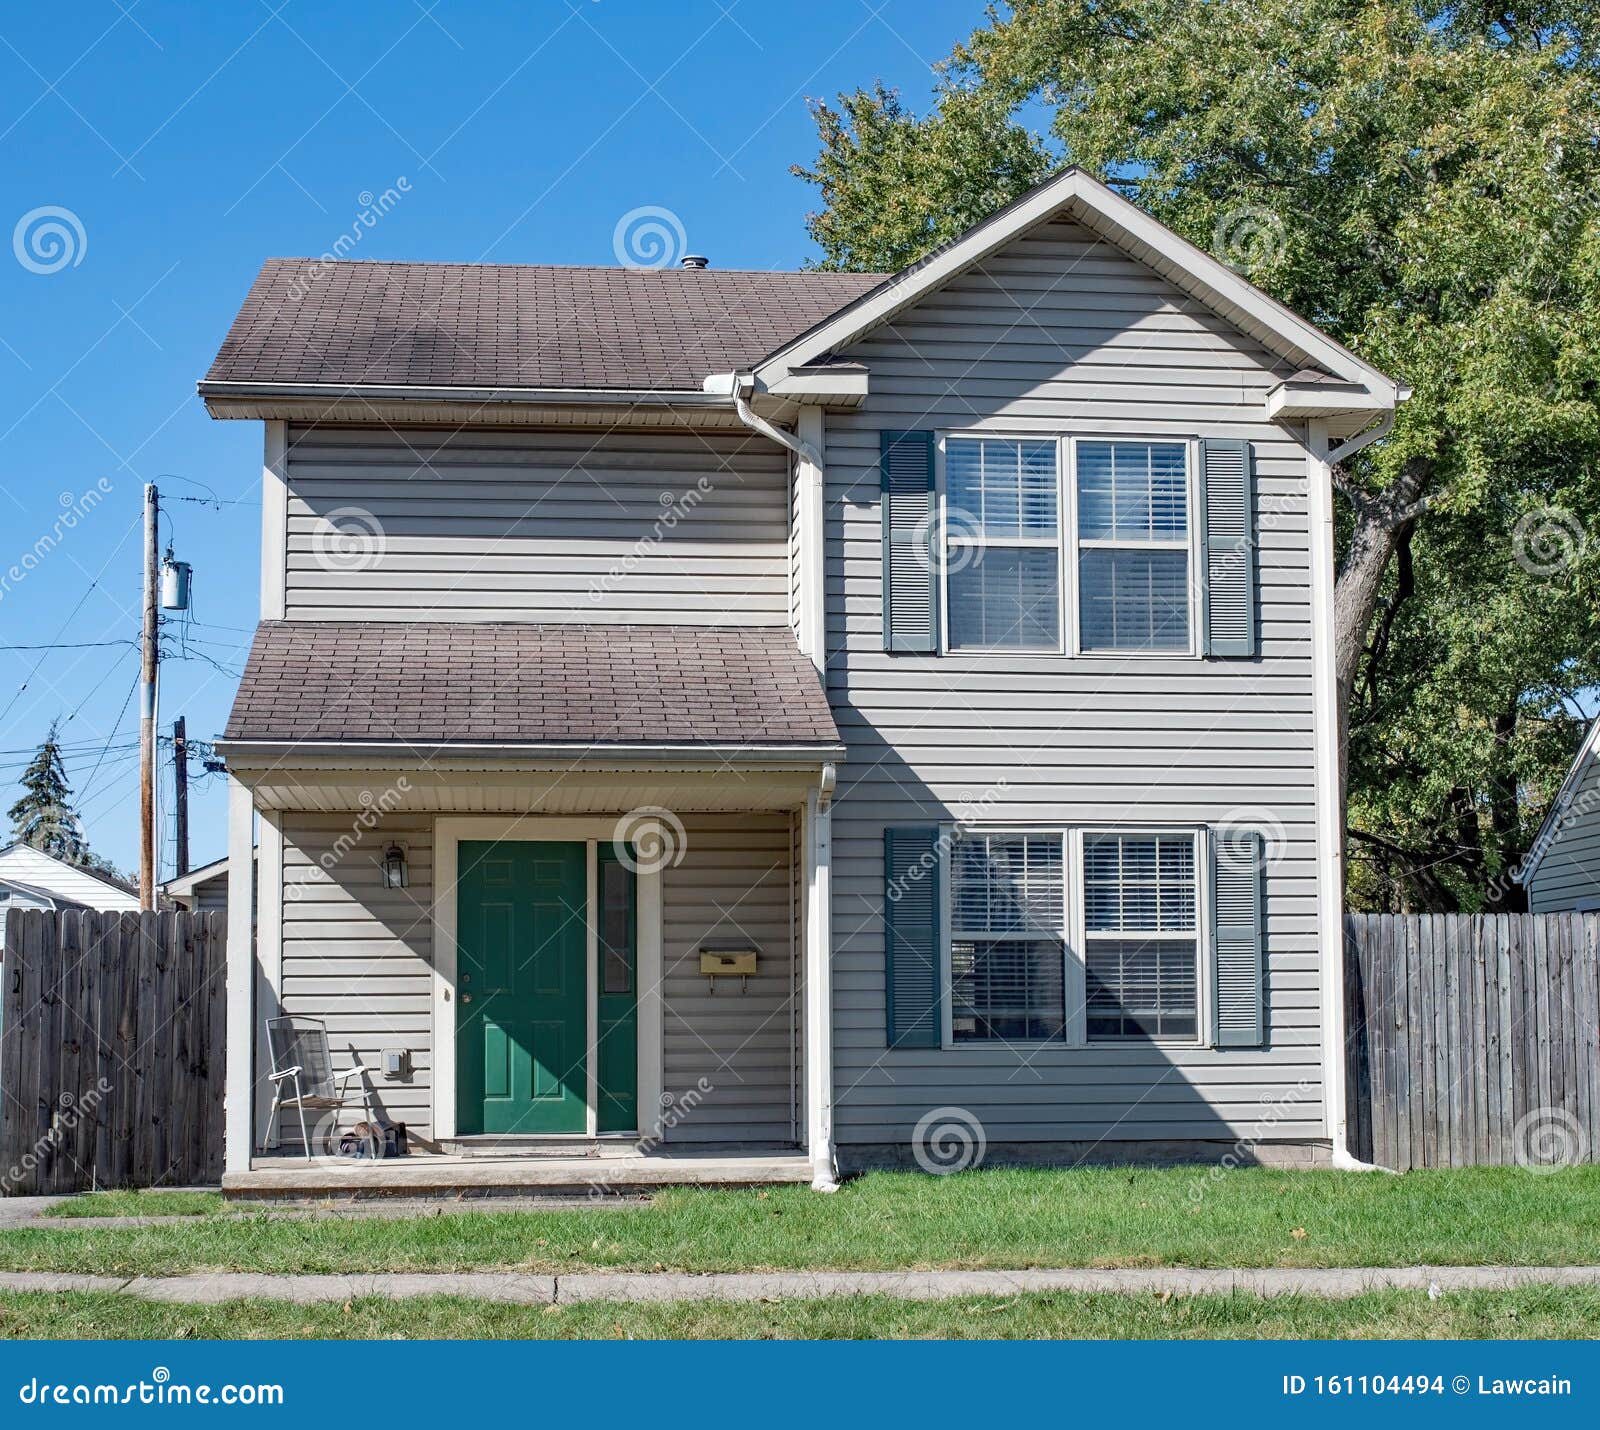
[[222, 620, 840, 753]]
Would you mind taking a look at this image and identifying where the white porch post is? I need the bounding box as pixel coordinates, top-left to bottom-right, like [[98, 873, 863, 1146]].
[[224, 776, 256, 1175], [804, 776, 837, 1190]]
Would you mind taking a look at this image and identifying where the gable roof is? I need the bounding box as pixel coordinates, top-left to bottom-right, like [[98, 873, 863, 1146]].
[[749, 168, 1403, 405], [220, 621, 841, 754], [201, 260, 884, 395], [0, 843, 140, 910], [1515, 713, 1600, 885]]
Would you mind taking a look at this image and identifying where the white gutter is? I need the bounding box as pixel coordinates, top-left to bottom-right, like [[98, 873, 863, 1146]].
[[1328, 409, 1396, 467], [216, 738, 846, 768], [198, 379, 736, 409]]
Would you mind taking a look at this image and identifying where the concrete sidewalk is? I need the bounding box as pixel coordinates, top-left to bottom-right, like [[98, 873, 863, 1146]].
[[2, 1265, 1599, 1306]]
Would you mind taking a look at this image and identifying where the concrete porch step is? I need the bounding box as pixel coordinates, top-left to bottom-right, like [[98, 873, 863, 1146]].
[[224, 1151, 812, 1202], [437, 1137, 611, 1159]]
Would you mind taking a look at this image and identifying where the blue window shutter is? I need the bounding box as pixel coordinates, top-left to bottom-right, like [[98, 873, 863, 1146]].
[[1211, 828, 1265, 1047], [884, 826, 941, 1048], [881, 431, 937, 653], [1199, 438, 1257, 657]]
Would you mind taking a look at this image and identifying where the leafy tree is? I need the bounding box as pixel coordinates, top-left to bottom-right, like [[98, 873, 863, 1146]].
[[7, 721, 88, 863], [794, 1, 1600, 908]]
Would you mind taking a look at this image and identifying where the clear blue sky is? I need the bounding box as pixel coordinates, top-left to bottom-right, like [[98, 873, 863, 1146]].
[[0, 0, 983, 878]]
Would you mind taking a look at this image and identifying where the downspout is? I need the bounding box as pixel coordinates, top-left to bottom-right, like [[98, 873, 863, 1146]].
[[724, 376, 822, 468], [1312, 409, 1400, 1174]]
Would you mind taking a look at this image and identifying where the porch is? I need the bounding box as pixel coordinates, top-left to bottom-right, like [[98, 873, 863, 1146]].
[[224, 1146, 813, 1201]]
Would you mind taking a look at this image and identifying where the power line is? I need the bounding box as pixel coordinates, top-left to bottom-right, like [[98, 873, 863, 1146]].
[[0, 640, 136, 652]]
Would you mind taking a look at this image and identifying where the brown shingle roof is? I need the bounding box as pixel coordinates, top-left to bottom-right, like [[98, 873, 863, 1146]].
[[223, 622, 840, 750], [203, 259, 886, 392]]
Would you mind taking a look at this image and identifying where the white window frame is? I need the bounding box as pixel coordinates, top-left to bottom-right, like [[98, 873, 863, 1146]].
[[936, 433, 1067, 656], [937, 822, 1211, 1050], [934, 431, 1202, 659], [1076, 827, 1207, 1046], [1066, 435, 1201, 659]]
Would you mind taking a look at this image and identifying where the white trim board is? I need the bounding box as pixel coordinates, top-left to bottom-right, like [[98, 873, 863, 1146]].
[[753, 168, 1405, 411], [430, 816, 663, 1142]]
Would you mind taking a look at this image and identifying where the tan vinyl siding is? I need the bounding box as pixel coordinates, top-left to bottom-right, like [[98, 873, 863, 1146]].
[[661, 813, 800, 1144], [278, 811, 435, 1139], [826, 214, 1325, 1146], [275, 809, 798, 1145], [280, 424, 790, 624], [1527, 760, 1600, 912]]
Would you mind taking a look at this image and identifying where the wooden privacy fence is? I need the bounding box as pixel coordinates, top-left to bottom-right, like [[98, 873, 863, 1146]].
[[0, 908, 226, 1195], [1344, 913, 1600, 1171]]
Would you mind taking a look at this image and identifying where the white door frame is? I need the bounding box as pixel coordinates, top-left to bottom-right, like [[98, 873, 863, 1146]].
[[432, 816, 663, 1141]]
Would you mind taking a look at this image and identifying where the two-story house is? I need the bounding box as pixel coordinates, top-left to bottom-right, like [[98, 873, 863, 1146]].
[[204, 170, 1404, 1194]]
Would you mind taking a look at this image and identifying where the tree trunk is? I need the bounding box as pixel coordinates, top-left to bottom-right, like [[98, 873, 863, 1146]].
[[1331, 456, 1436, 834]]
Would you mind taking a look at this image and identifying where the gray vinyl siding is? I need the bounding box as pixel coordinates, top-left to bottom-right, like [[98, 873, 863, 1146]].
[[275, 810, 797, 1145], [1527, 759, 1600, 912], [280, 424, 790, 624], [825, 215, 1326, 1146], [661, 813, 800, 1144]]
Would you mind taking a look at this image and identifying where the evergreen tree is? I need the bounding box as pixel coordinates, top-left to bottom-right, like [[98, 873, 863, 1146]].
[[7, 721, 88, 863]]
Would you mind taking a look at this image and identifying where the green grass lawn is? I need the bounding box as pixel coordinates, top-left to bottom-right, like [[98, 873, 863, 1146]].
[[50, 1190, 226, 1218], [5, 1166, 1598, 1277], [1, 1286, 1596, 1340]]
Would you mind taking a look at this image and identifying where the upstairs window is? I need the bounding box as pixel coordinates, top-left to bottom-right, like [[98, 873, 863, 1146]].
[[1075, 441, 1191, 653], [944, 438, 1060, 651]]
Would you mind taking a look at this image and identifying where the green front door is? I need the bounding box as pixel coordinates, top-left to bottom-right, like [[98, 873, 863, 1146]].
[[456, 840, 587, 1134]]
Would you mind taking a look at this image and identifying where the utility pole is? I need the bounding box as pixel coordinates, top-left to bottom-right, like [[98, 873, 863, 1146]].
[[172, 715, 188, 879], [138, 483, 159, 909]]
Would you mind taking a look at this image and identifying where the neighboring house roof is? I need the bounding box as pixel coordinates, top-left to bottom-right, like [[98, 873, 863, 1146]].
[[0, 844, 141, 911], [201, 260, 884, 393], [0, 876, 90, 910], [1515, 713, 1600, 885], [161, 851, 238, 899], [220, 622, 841, 752]]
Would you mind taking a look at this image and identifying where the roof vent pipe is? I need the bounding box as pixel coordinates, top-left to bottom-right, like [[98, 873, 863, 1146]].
[[680, 254, 709, 270]]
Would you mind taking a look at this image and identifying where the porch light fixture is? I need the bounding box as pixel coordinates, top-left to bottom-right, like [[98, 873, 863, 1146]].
[[382, 843, 408, 889]]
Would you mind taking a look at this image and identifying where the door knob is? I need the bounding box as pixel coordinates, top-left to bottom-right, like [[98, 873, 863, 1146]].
[[461, 993, 473, 1004]]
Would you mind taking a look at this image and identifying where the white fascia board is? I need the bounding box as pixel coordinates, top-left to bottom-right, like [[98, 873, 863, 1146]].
[[1267, 386, 1394, 421], [753, 168, 1402, 406], [200, 379, 735, 413], [1514, 715, 1600, 884], [760, 369, 869, 404], [216, 739, 847, 770]]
